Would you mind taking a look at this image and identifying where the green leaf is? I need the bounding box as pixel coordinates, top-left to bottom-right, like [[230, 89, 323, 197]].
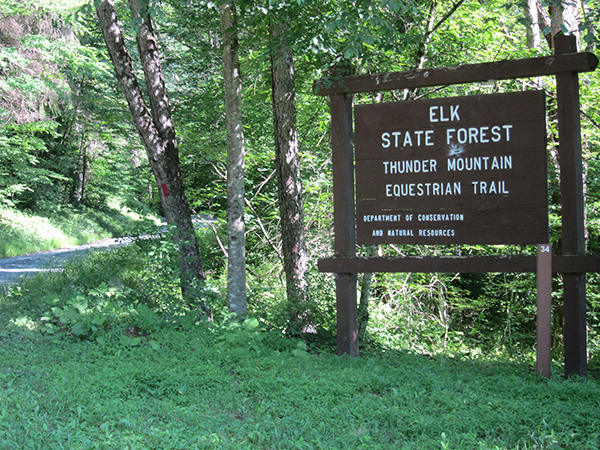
[[44, 294, 60, 305], [65, 308, 82, 322], [243, 317, 259, 332], [71, 321, 88, 336]]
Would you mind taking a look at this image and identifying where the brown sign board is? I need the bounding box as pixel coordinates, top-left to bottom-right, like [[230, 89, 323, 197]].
[[354, 90, 548, 245]]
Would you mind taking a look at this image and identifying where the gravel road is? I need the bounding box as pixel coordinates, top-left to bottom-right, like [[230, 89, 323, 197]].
[[0, 237, 133, 287], [0, 216, 215, 288]]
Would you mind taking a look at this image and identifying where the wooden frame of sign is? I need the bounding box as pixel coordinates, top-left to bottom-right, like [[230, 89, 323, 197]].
[[313, 34, 600, 378]]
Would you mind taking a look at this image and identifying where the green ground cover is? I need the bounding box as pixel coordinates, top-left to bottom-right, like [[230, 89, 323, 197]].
[[1, 247, 599, 450], [1, 326, 599, 449], [0, 206, 158, 258], [1, 237, 599, 450]]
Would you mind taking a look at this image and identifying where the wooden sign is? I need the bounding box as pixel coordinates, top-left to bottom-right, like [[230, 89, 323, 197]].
[[355, 90, 548, 245], [317, 37, 598, 376]]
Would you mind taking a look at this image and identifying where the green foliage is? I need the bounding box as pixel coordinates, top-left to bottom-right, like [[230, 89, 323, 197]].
[[0, 0, 156, 224], [0, 122, 65, 208], [1, 304, 600, 449]]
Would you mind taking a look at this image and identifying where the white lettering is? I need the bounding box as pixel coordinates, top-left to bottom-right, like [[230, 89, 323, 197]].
[[382, 159, 438, 174], [380, 130, 438, 148], [363, 215, 403, 222], [430, 105, 460, 122], [472, 180, 509, 194], [417, 214, 464, 221], [447, 125, 514, 145], [447, 156, 512, 172], [414, 130, 424, 146], [418, 229, 456, 237], [382, 132, 390, 148], [480, 126, 489, 143], [450, 105, 460, 121], [385, 182, 461, 197], [387, 229, 414, 236], [429, 106, 439, 122], [491, 126, 501, 142], [468, 127, 479, 143], [425, 130, 434, 146], [440, 106, 449, 122]]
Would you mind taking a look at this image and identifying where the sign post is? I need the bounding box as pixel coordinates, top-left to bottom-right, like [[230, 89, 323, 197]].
[[555, 36, 588, 378], [537, 244, 552, 378], [330, 92, 359, 356]]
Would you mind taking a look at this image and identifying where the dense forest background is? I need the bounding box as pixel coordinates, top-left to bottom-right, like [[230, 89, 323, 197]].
[[1, 0, 599, 360]]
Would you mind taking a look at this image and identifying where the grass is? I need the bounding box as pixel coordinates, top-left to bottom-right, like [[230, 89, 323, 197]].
[[1, 326, 599, 449], [1, 241, 599, 449]]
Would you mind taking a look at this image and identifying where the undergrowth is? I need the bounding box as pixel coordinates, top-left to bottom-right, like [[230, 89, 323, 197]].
[[1, 237, 600, 449], [1, 313, 599, 449]]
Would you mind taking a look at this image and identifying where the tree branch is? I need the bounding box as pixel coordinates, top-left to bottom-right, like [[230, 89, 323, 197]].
[[95, 0, 161, 157], [129, 0, 177, 146], [245, 197, 283, 260], [429, 0, 466, 37]]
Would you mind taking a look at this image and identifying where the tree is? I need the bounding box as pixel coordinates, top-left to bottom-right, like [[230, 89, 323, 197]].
[[95, 0, 206, 306], [525, 0, 542, 49], [270, 17, 311, 332], [534, 0, 582, 49], [220, 0, 247, 317]]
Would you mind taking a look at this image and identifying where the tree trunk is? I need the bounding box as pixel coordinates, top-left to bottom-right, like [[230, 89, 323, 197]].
[[550, 0, 581, 48], [358, 245, 379, 341], [74, 137, 87, 204], [269, 20, 310, 332], [96, 0, 206, 306], [220, 0, 247, 318], [71, 126, 87, 204], [525, 0, 542, 49], [536, 0, 581, 49]]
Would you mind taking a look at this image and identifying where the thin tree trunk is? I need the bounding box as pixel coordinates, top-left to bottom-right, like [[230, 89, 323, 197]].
[[537, 0, 581, 49], [550, 0, 581, 48], [525, 0, 542, 49], [407, 0, 465, 100], [96, 0, 206, 307], [269, 20, 310, 332], [581, 2, 597, 52], [73, 130, 87, 204], [221, 0, 247, 317], [358, 245, 379, 341]]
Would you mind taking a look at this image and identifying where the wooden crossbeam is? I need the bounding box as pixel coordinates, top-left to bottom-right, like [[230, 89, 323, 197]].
[[318, 254, 600, 274], [314, 52, 599, 95]]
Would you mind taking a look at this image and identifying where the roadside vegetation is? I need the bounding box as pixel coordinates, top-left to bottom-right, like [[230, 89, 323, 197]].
[[1, 235, 600, 449], [2, 329, 599, 449], [0, 205, 158, 258]]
